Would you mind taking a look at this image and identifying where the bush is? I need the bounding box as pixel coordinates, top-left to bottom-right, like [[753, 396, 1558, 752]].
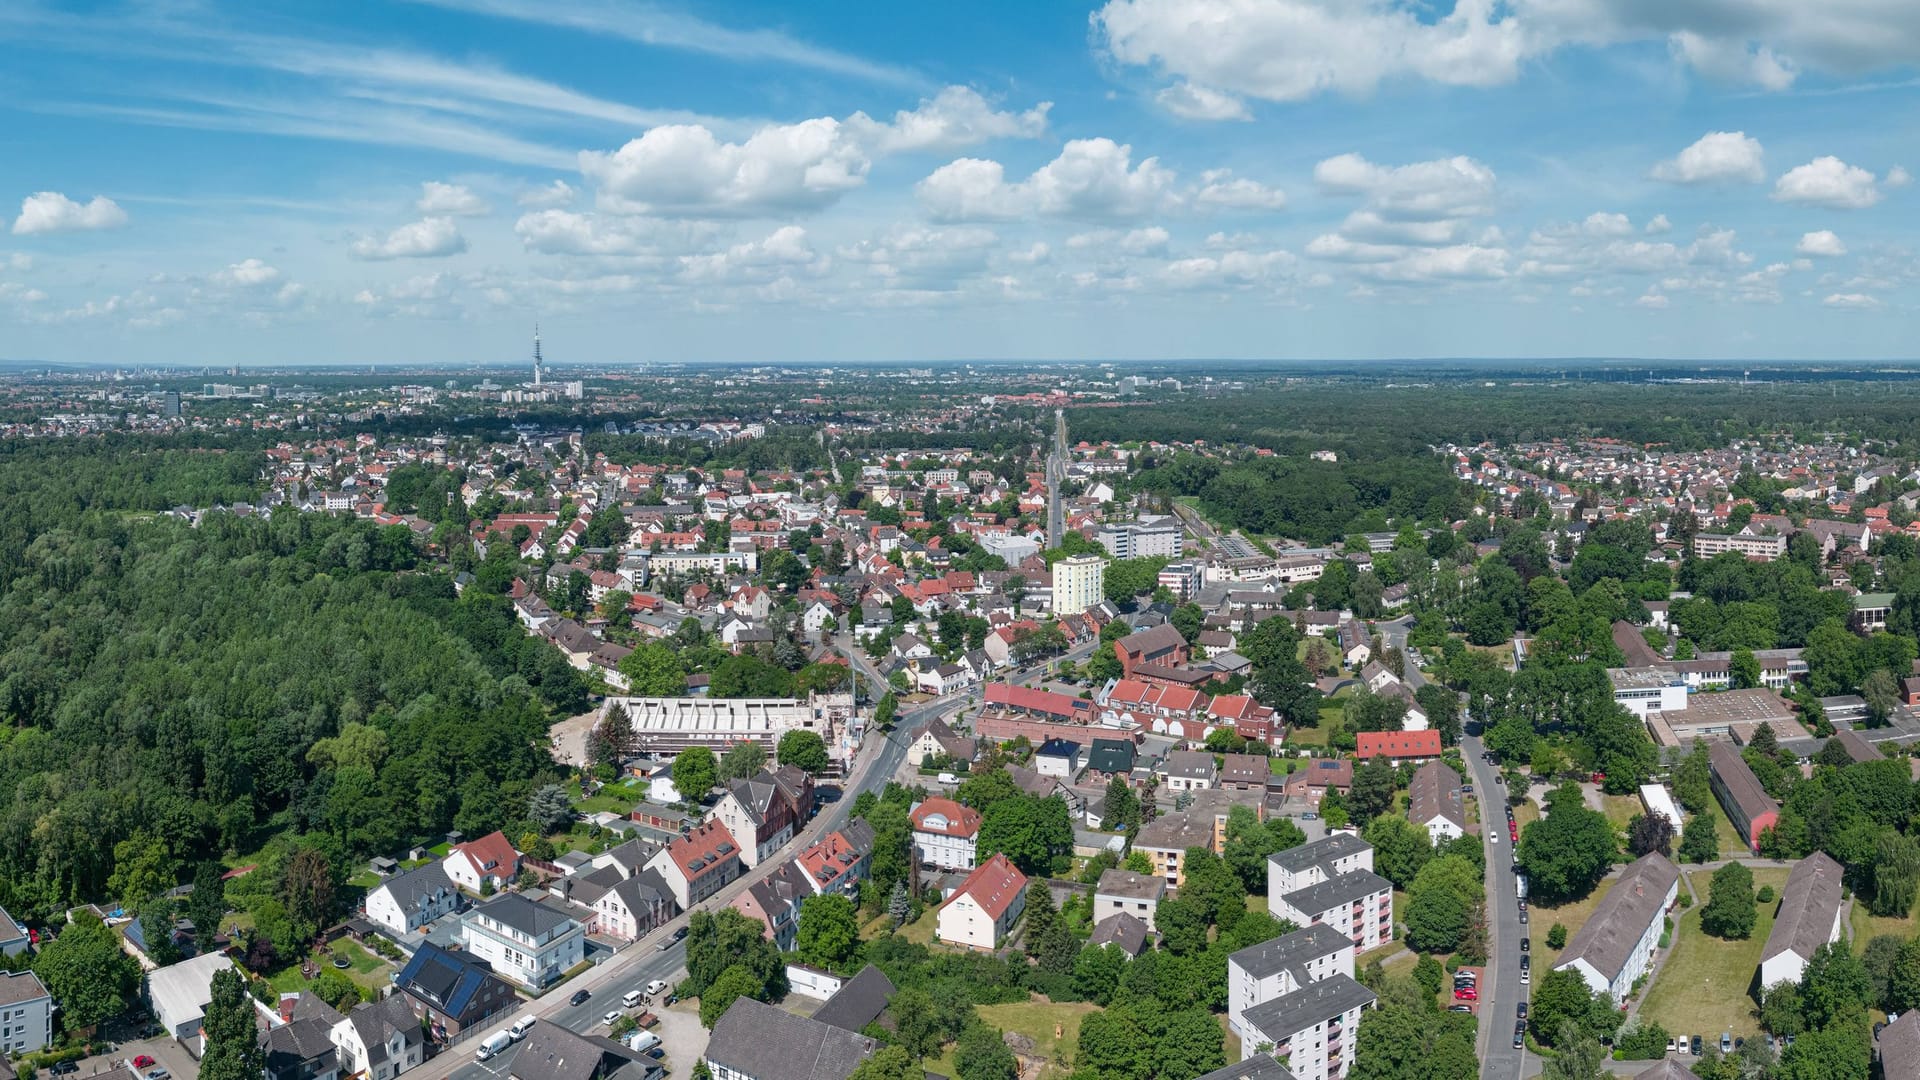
[[1546, 923, 1568, 950], [1756, 885, 1775, 903], [1614, 1019, 1670, 1060]]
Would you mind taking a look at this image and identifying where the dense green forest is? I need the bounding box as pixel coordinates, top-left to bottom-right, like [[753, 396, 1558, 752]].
[[0, 440, 575, 918], [1131, 452, 1470, 543], [1067, 381, 1920, 455]]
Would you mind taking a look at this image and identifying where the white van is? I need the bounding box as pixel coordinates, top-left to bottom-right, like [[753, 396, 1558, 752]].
[[627, 1031, 662, 1055], [937, 773, 957, 785], [622, 989, 645, 1009], [476, 1031, 513, 1061], [509, 1016, 536, 1040]]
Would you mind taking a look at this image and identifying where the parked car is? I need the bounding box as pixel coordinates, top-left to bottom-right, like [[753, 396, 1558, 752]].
[[1516, 1003, 1528, 1019], [604, 1011, 625, 1027], [1720, 1033, 1732, 1053], [1513, 1023, 1526, 1049], [1453, 987, 1477, 1001], [1521, 938, 1530, 953], [1691, 1035, 1703, 1055], [132, 1057, 155, 1070], [510, 1016, 536, 1040], [145, 1070, 172, 1080], [1666, 1038, 1677, 1054], [645, 979, 669, 997], [1448, 1004, 1473, 1013], [50, 1064, 80, 1076]]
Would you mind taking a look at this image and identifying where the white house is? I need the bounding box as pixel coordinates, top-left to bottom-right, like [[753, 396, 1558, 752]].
[[365, 864, 461, 936], [331, 995, 425, 1080], [1407, 762, 1467, 845], [935, 854, 1028, 951], [460, 894, 585, 991], [1758, 852, 1846, 992], [910, 797, 981, 871], [1268, 834, 1394, 952], [442, 831, 521, 894], [1553, 853, 1679, 1002], [0, 971, 53, 1055], [1226, 922, 1358, 1046], [587, 872, 676, 943], [1094, 870, 1165, 933], [1034, 738, 1081, 779]]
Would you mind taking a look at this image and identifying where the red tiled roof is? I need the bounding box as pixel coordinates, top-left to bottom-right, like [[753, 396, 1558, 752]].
[[450, 830, 520, 874], [1355, 730, 1443, 759], [942, 853, 1027, 920], [910, 797, 982, 838]]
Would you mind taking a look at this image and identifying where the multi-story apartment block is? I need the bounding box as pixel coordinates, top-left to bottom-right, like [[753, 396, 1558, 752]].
[[459, 894, 585, 991]]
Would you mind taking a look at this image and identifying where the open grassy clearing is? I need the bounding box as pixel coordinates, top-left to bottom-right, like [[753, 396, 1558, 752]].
[[1637, 867, 1791, 1044]]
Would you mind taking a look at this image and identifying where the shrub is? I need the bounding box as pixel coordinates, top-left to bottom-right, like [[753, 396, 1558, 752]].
[[1756, 885, 1775, 903], [1546, 923, 1568, 950]]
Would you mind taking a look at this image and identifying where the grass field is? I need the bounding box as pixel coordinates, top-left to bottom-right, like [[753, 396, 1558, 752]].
[[1638, 867, 1791, 1043], [1530, 878, 1616, 971], [925, 998, 1099, 1079], [1289, 725, 1332, 748], [1850, 903, 1917, 951], [1601, 794, 1642, 832], [1696, 798, 1754, 860]]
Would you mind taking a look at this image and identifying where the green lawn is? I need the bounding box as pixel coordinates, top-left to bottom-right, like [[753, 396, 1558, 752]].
[[1530, 878, 1616, 972], [1288, 725, 1332, 748], [1638, 867, 1791, 1043], [1695, 797, 1755, 860], [1850, 903, 1917, 952], [1601, 794, 1642, 832], [977, 998, 1098, 1078], [575, 777, 647, 816]]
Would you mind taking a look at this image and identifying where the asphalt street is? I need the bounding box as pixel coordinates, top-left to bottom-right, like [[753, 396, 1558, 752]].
[[1462, 730, 1528, 1080]]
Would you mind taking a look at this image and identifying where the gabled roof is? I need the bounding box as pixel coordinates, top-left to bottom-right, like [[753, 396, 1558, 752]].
[[705, 997, 874, 1080], [941, 853, 1028, 920], [1354, 730, 1442, 759], [1555, 853, 1679, 987], [395, 941, 510, 1021], [1408, 760, 1467, 831], [376, 862, 457, 913], [811, 965, 896, 1034], [449, 831, 519, 876], [910, 797, 982, 838], [1760, 852, 1845, 966]]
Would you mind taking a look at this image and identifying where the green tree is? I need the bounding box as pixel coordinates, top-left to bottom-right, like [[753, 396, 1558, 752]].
[[1871, 832, 1920, 918], [1800, 942, 1872, 1030], [1076, 1009, 1144, 1080], [699, 964, 766, 1028], [1775, 1019, 1871, 1080], [529, 783, 574, 832], [187, 859, 228, 948], [1155, 897, 1210, 956], [32, 911, 140, 1030], [1349, 755, 1398, 824], [1515, 789, 1616, 905], [976, 794, 1071, 875], [1363, 815, 1434, 890], [777, 730, 830, 775], [955, 1024, 1019, 1080], [795, 894, 861, 972], [955, 768, 1020, 811], [199, 967, 267, 1080], [684, 909, 786, 1002], [674, 745, 719, 801], [620, 641, 687, 695], [1529, 968, 1618, 1048], [281, 846, 337, 935], [1678, 811, 1719, 863], [1074, 944, 1128, 1006], [1546, 923, 1568, 950], [719, 741, 769, 783], [1540, 1022, 1607, 1080], [1104, 774, 1142, 833], [1155, 1009, 1227, 1080], [849, 1045, 919, 1080], [1700, 861, 1756, 939], [1729, 648, 1762, 690]]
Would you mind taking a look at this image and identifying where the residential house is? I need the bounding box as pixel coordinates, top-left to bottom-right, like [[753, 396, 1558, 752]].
[[1162, 749, 1219, 792], [1353, 730, 1442, 764], [509, 1023, 655, 1080], [332, 995, 425, 1080], [1220, 754, 1269, 792], [1239, 974, 1375, 1080], [585, 872, 676, 943], [907, 718, 975, 769], [443, 831, 521, 894], [936, 854, 1028, 951], [366, 863, 462, 937], [703, 997, 875, 1080], [794, 821, 874, 898], [0, 909, 28, 957], [1085, 738, 1138, 780], [391, 941, 518, 1039], [263, 993, 344, 1080], [1279, 760, 1354, 807], [1226, 923, 1360, 1062], [1131, 811, 1219, 888], [1757, 852, 1846, 991], [1194, 1057, 1301, 1080], [0, 971, 52, 1055], [1880, 1011, 1920, 1080], [646, 820, 745, 910], [1267, 834, 1393, 951], [460, 894, 586, 991], [1552, 853, 1680, 1001], [730, 861, 814, 952], [1094, 870, 1166, 933], [1337, 622, 1371, 668], [1035, 738, 1082, 779], [910, 797, 982, 872], [711, 766, 815, 868], [810, 966, 897, 1035], [1407, 762, 1467, 845]]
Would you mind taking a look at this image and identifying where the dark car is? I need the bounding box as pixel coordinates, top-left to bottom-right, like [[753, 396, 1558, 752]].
[[1519, 907, 1529, 924], [1513, 1023, 1526, 1049], [50, 1064, 79, 1076], [570, 989, 591, 1006], [1516, 1002, 1528, 1019], [1520, 937, 1530, 953], [1448, 1004, 1473, 1013], [1691, 1035, 1703, 1056]]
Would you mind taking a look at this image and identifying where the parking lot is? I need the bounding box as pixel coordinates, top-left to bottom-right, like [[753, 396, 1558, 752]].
[[61, 1034, 199, 1079]]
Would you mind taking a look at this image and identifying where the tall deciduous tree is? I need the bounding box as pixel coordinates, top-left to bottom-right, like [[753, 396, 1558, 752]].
[[776, 730, 830, 775], [32, 911, 139, 1030], [718, 741, 768, 784], [674, 746, 719, 802], [199, 967, 267, 1080], [1700, 862, 1756, 940], [794, 894, 860, 972]]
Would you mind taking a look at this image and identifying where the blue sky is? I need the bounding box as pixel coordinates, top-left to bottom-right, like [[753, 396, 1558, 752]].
[[1, 1, 1917, 366]]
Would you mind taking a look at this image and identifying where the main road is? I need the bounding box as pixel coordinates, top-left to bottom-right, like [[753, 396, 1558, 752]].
[[1461, 729, 1528, 1080], [430, 691, 953, 1080]]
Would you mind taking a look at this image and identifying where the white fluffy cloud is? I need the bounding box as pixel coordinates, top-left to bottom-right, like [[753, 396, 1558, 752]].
[[1193, 171, 1286, 210], [1155, 82, 1251, 121], [1094, 0, 1920, 103], [12, 192, 129, 235], [678, 225, 825, 283], [513, 210, 713, 257], [1773, 156, 1884, 208], [1795, 230, 1847, 257], [1890, 166, 1914, 189], [918, 139, 1178, 222], [517, 180, 576, 208], [579, 87, 1046, 217], [1314, 153, 1497, 220], [1824, 292, 1881, 309], [1651, 132, 1766, 185], [416, 181, 491, 216], [350, 217, 469, 259], [837, 225, 1001, 289], [211, 258, 283, 287]]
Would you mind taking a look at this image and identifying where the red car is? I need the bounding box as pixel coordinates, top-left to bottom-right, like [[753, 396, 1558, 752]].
[[1509, 825, 1518, 841], [1453, 987, 1477, 1001], [132, 1056, 155, 1069]]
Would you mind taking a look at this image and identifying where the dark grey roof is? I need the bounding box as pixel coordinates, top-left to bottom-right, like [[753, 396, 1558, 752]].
[[379, 862, 456, 913], [1829, 728, 1883, 764], [704, 997, 874, 1080], [1087, 913, 1148, 955], [264, 1016, 340, 1079], [0, 971, 48, 1007], [1408, 760, 1467, 831], [1268, 832, 1370, 875], [1278, 870, 1391, 915], [812, 965, 896, 1034], [1880, 1010, 1920, 1080], [1555, 853, 1680, 986], [1228, 924, 1354, 982], [1132, 812, 1215, 852], [1163, 750, 1217, 780], [1241, 974, 1376, 1040], [1708, 743, 1779, 824], [472, 892, 579, 938], [1194, 1056, 1298, 1080], [1760, 852, 1845, 965], [511, 1022, 644, 1080], [346, 995, 422, 1069]]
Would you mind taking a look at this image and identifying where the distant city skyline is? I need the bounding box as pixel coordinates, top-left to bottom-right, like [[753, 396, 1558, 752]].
[[1, 1, 1917, 364]]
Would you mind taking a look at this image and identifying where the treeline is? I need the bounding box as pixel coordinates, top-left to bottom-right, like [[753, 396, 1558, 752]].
[[1131, 452, 1470, 543], [0, 440, 573, 918], [583, 429, 829, 472]]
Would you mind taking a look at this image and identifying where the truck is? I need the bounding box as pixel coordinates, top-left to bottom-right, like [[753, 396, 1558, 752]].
[[1516, 874, 1528, 900]]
